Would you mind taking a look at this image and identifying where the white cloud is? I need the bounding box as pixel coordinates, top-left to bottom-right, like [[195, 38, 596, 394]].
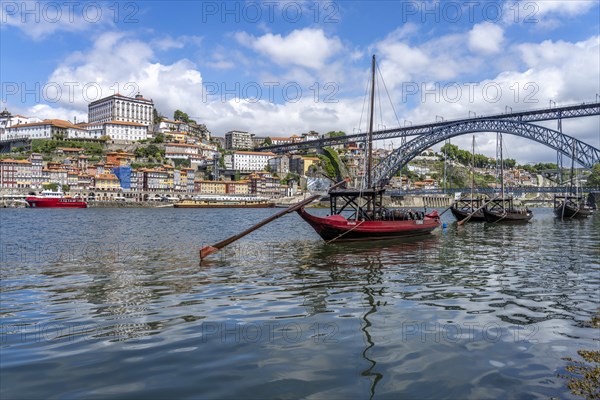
[[373, 27, 486, 88], [235, 28, 343, 70], [517, 36, 600, 101], [46, 32, 202, 114], [468, 22, 504, 54]]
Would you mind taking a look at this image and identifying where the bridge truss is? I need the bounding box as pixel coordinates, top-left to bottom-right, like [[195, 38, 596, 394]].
[[372, 119, 600, 187], [258, 101, 600, 153]]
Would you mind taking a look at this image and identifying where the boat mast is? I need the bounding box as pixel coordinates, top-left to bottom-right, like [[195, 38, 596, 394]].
[[471, 135, 475, 210], [569, 140, 576, 195], [366, 54, 375, 189], [500, 133, 505, 203]]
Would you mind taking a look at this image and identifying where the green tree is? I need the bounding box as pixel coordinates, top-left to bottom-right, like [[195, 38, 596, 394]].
[[152, 132, 164, 143], [440, 143, 459, 160], [174, 109, 189, 122], [327, 131, 345, 138], [174, 110, 196, 124], [504, 158, 517, 169], [587, 163, 600, 188], [153, 108, 163, 125], [263, 137, 272, 146], [173, 158, 191, 168]]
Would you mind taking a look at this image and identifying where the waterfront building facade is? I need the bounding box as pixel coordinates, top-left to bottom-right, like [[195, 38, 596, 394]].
[[193, 180, 250, 195], [249, 172, 287, 198], [0, 159, 32, 188]]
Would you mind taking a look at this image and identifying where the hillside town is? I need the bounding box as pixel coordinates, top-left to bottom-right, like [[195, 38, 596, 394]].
[[0, 92, 553, 202]]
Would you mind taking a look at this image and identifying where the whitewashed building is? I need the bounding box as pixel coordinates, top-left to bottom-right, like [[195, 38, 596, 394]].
[[224, 151, 276, 172], [4, 119, 87, 140], [78, 120, 148, 141], [88, 93, 154, 126]]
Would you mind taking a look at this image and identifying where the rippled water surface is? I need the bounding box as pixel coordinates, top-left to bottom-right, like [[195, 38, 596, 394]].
[[1, 207, 598, 399]]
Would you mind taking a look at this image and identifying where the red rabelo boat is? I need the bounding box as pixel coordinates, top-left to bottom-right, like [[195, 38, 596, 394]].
[[26, 188, 87, 208], [296, 55, 441, 241]]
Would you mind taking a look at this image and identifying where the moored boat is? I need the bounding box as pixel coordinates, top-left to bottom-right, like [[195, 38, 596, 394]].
[[553, 142, 593, 219], [297, 56, 441, 241], [451, 136, 486, 223], [25, 189, 87, 208], [450, 197, 486, 222], [482, 133, 532, 223], [553, 195, 593, 219], [297, 189, 440, 241], [483, 197, 532, 223], [174, 195, 275, 208]]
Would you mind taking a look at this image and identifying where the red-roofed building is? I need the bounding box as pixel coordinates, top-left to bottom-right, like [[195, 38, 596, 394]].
[[0, 158, 32, 188], [4, 119, 87, 140]]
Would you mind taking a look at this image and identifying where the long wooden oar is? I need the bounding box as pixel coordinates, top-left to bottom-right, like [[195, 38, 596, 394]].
[[438, 199, 455, 217], [199, 194, 321, 261], [457, 196, 499, 226]]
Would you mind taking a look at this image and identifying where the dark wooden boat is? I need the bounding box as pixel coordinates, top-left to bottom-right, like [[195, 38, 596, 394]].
[[553, 143, 593, 219], [451, 136, 486, 223], [483, 197, 532, 223], [483, 133, 532, 223], [450, 197, 486, 222], [554, 195, 593, 219], [297, 188, 440, 241], [297, 56, 441, 242]]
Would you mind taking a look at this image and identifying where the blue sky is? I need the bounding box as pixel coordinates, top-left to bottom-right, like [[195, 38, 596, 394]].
[[1, 0, 599, 162]]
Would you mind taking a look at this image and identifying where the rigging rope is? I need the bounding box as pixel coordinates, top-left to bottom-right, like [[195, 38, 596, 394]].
[[325, 220, 365, 244]]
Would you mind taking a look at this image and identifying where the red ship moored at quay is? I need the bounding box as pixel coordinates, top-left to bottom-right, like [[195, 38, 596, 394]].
[[25, 190, 88, 208]]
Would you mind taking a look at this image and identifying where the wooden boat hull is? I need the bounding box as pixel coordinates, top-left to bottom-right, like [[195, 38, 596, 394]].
[[297, 208, 440, 241], [482, 209, 532, 223], [554, 203, 593, 219], [450, 207, 485, 222]]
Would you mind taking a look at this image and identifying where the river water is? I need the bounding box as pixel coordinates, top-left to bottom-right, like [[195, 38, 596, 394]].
[[1, 207, 598, 399]]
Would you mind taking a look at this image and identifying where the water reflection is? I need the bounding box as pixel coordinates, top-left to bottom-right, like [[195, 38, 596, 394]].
[[1, 208, 598, 399], [360, 260, 385, 399]]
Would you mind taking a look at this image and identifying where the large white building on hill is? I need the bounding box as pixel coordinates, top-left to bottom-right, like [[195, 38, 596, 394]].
[[88, 93, 154, 126]]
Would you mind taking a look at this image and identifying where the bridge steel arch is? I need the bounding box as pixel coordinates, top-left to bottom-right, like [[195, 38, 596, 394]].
[[372, 119, 600, 187]]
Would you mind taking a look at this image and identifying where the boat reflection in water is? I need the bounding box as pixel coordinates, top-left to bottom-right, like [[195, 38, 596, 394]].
[[298, 237, 441, 398]]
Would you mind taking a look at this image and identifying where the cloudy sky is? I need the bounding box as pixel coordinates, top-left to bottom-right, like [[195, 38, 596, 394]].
[[1, 0, 599, 163]]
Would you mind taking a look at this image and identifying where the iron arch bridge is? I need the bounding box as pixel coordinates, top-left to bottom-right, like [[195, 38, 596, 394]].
[[372, 119, 600, 187]]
